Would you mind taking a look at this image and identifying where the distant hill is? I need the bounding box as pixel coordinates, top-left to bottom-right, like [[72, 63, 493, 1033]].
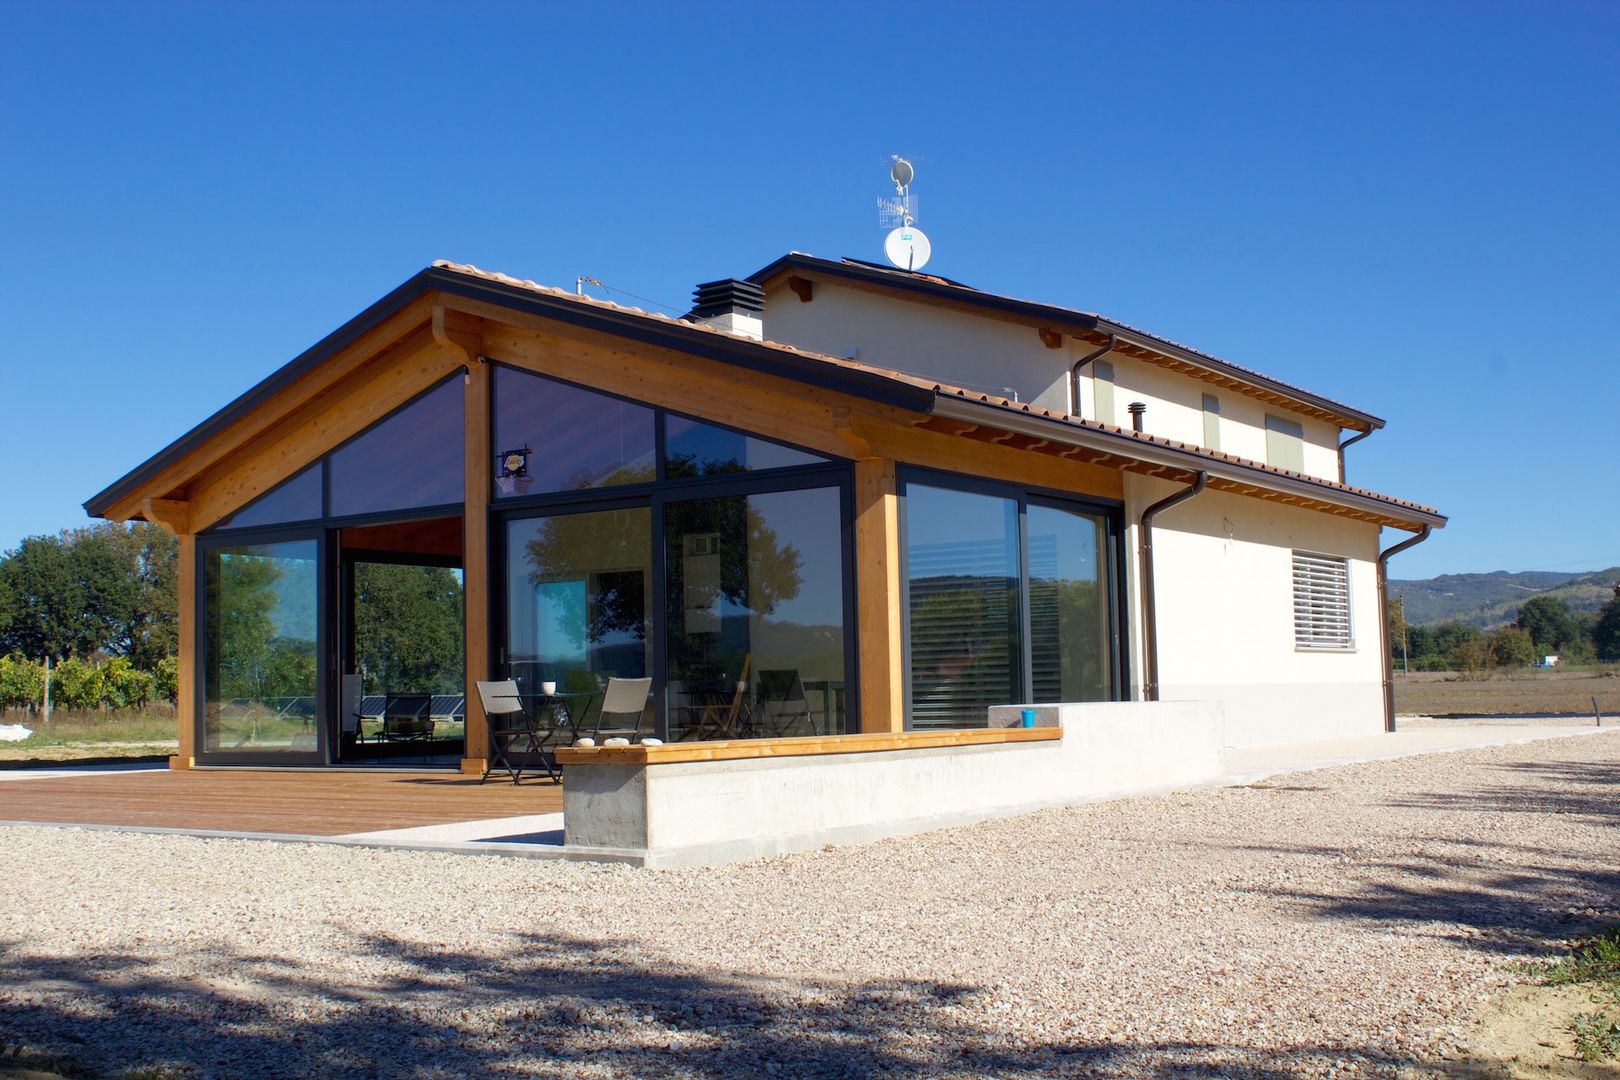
[[1389, 567, 1620, 628]]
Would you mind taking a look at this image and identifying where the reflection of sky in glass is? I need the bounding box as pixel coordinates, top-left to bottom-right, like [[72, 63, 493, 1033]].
[[664, 415, 826, 476], [216, 463, 322, 530], [494, 368, 655, 493], [1027, 505, 1100, 584], [222, 542, 318, 641], [740, 488, 844, 627], [329, 379, 464, 515], [905, 484, 1018, 578]]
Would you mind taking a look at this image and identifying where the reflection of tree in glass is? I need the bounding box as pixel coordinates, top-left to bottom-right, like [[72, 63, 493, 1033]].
[[524, 512, 651, 648], [207, 552, 316, 704], [353, 563, 464, 694], [665, 497, 802, 616], [663, 451, 745, 480], [1031, 579, 1104, 701]]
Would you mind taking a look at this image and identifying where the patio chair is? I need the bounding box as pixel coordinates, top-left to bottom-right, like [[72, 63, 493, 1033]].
[[380, 693, 435, 742], [591, 677, 652, 743], [474, 679, 547, 784], [754, 669, 813, 738]]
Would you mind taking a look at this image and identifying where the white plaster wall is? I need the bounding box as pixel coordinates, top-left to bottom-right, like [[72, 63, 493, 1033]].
[[763, 280, 1344, 481], [1123, 476, 1386, 747], [1091, 355, 1342, 480], [762, 280, 1073, 411], [564, 701, 1225, 865]]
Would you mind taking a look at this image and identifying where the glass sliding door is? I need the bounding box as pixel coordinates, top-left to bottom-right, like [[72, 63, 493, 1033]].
[[903, 484, 1022, 730], [902, 473, 1121, 729], [1026, 502, 1112, 704], [505, 507, 653, 708], [201, 537, 323, 760], [664, 486, 849, 740]]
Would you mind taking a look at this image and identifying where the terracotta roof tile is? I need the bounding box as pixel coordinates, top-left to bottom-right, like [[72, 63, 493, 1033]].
[[436, 260, 1439, 519]]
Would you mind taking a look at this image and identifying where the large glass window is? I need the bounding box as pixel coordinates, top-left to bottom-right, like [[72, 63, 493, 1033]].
[[664, 486, 848, 740], [329, 378, 464, 516], [903, 476, 1117, 728], [505, 508, 653, 700], [202, 539, 320, 756], [1027, 503, 1111, 704], [214, 463, 322, 531], [904, 485, 1022, 730], [493, 368, 656, 496], [664, 415, 828, 478]]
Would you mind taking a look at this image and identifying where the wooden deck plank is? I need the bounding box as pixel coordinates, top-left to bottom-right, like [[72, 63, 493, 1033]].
[[0, 769, 562, 835]]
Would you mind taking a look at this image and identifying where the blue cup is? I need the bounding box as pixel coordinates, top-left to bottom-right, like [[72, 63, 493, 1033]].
[[1020, 708, 1036, 728]]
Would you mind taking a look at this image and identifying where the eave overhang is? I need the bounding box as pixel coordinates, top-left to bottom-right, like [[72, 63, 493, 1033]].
[[927, 393, 1443, 532]]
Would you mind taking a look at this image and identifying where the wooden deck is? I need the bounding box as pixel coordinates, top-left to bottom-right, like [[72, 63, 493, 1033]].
[[0, 768, 563, 836]]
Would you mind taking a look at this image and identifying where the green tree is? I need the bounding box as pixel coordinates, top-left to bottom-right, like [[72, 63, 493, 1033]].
[[1488, 625, 1536, 668], [1515, 594, 1579, 653], [352, 562, 464, 694], [0, 535, 82, 661], [1595, 596, 1620, 662]]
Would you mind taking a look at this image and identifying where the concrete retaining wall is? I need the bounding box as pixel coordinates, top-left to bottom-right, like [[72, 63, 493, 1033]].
[[563, 701, 1226, 866]]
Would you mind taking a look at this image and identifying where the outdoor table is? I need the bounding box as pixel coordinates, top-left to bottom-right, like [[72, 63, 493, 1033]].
[[517, 691, 600, 745]]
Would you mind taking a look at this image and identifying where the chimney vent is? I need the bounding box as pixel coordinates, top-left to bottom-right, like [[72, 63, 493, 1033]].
[[1127, 401, 1147, 432], [688, 278, 766, 340]]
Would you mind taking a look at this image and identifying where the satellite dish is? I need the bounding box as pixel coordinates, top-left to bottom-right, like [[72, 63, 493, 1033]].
[[890, 157, 914, 191], [884, 225, 931, 271]]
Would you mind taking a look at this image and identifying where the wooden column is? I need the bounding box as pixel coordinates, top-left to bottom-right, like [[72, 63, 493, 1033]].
[[460, 359, 492, 773], [853, 457, 905, 732], [173, 533, 196, 769]]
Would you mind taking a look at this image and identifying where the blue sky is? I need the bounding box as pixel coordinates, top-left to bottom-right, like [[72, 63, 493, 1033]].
[[2, 1, 1615, 579]]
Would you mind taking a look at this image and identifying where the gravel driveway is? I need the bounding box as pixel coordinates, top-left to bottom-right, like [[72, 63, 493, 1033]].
[[2, 731, 1617, 1079]]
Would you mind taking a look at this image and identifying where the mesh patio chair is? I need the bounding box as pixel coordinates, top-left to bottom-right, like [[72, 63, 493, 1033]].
[[754, 669, 814, 738], [591, 677, 652, 743], [475, 679, 548, 784], [380, 693, 435, 742]]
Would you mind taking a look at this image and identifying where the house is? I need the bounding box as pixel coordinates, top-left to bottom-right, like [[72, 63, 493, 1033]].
[[84, 254, 1444, 779]]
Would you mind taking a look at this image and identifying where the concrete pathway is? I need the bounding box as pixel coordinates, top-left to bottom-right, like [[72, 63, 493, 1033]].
[[1221, 718, 1610, 785]]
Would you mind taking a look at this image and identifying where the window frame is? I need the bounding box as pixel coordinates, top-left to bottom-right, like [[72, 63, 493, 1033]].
[[896, 466, 1127, 728]]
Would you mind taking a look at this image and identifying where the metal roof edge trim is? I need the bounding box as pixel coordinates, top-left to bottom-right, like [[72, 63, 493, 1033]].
[[84, 265, 940, 519], [84, 268, 441, 517], [751, 252, 1384, 432], [928, 396, 1444, 530]]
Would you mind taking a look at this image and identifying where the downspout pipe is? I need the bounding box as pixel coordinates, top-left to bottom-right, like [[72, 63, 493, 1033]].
[[1138, 471, 1207, 701], [1377, 525, 1432, 732], [1071, 334, 1116, 416], [1337, 427, 1375, 483]]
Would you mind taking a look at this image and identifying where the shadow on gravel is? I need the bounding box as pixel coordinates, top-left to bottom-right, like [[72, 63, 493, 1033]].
[[0, 931, 1475, 1079], [1246, 754, 1620, 956]]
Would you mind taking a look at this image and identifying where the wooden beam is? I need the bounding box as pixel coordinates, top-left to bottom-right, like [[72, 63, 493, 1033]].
[[185, 328, 460, 530], [853, 458, 904, 733], [173, 534, 195, 769], [1037, 327, 1063, 350], [460, 357, 491, 773], [831, 405, 874, 459], [99, 297, 436, 523], [787, 276, 814, 303], [140, 497, 190, 536]]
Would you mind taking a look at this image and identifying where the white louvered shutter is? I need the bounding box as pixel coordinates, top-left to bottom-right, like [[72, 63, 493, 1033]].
[[1292, 552, 1352, 649]]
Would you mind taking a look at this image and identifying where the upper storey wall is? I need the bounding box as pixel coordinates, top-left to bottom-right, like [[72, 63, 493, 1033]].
[[761, 279, 1345, 483]]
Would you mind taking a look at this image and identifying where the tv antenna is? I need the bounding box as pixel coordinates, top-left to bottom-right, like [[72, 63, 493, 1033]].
[[877, 155, 931, 271]]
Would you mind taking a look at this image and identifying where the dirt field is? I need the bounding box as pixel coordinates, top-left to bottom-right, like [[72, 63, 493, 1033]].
[[1395, 668, 1620, 718]]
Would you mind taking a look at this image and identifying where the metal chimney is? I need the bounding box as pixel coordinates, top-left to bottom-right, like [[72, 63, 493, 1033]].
[[1128, 401, 1147, 432], [688, 278, 766, 341]]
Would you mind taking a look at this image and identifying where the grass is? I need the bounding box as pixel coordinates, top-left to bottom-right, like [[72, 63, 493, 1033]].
[[0, 707, 177, 767], [1524, 927, 1620, 1062], [1393, 665, 1620, 717]]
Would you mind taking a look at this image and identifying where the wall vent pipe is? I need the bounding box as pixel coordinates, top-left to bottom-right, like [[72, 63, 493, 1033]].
[[1377, 525, 1432, 733], [1127, 402, 1147, 432], [1138, 471, 1207, 701]]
